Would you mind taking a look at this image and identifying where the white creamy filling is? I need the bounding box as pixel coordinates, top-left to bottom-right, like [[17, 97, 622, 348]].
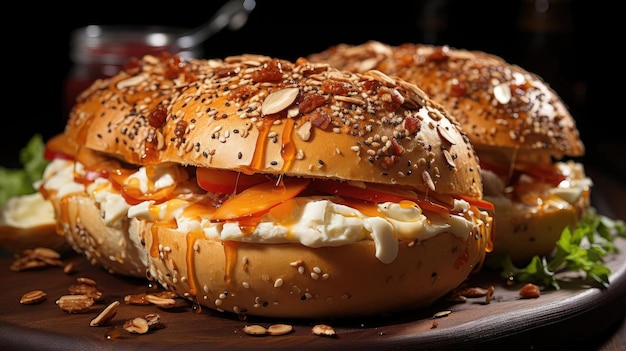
[[42, 160, 480, 263], [42, 159, 85, 198], [482, 160, 591, 212], [551, 161, 593, 203], [0, 192, 56, 228], [89, 178, 132, 227], [129, 166, 176, 193]]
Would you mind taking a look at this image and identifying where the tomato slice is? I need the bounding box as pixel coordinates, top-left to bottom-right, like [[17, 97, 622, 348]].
[[43, 133, 76, 161], [479, 160, 510, 177], [310, 179, 450, 214], [515, 163, 567, 186], [43, 147, 74, 161], [480, 160, 566, 187], [456, 194, 495, 212], [196, 168, 269, 194], [211, 178, 310, 221]]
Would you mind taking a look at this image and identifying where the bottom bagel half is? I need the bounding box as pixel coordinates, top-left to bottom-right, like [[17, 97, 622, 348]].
[[482, 161, 592, 264], [39, 159, 148, 278], [141, 222, 491, 319], [38, 154, 492, 319]]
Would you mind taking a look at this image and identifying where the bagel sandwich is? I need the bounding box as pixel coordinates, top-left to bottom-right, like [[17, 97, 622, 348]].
[[39, 52, 493, 319]]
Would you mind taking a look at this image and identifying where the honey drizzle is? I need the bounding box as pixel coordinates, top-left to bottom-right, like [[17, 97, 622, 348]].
[[58, 195, 70, 236], [222, 241, 240, 284], [74, 113, 94, 146], [149, 223, 160, 258], [149, 219, 175, 258], [234, 214, 264, 237], [185, 231, 206, 296], [280, 118, 296, 172], [244, 116, 297, 174], [246, 118, 271, 174]]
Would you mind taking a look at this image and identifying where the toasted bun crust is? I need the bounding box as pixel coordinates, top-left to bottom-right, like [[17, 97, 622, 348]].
[[308, 41, 584, 164], [141, 221, 491, 319], [64, 53, 482, 199]]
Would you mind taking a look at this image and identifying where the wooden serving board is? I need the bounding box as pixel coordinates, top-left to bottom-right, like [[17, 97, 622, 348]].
[[1, 166, 625, 351]]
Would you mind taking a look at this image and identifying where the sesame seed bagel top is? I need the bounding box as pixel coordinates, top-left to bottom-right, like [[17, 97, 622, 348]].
[[308, 41, 584, 165], [65, 53, 482, 199]]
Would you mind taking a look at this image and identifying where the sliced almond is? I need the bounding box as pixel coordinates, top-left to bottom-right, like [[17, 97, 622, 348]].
[[20, 290, 47, 305], [143, 313, 162, 327], [312, 324, 336, 337], [90, 301, 120, 327], [145, 294, 176, 308], [32, 247, 61, 259], [123, 317, 149, 334], [116, 74, 148, 90], [442, 149, 456, 169], [267, 324, 293, 336], [437, 124, 457, 145], [56, 294, 94, 313], [262, 88, 299, 115], [243, 324, 267, 336], [296, 121, 312, 141], [433, 310, 452, 318], [68, 283, 103, 302], [124, 293, 151, 305]]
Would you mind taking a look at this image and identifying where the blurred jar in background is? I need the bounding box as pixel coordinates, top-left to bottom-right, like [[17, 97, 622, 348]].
[[63, 25, 203, 118]]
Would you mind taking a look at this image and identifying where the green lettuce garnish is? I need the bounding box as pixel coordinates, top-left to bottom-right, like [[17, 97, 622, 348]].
[[0, 134, 49, 207], [486, 208, 626, 290]]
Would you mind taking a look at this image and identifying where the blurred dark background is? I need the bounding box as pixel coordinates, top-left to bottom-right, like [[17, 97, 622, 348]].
[[4, 0, 621, 179]]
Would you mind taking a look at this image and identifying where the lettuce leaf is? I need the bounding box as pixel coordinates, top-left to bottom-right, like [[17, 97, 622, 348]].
[[0, 134, 49, 207], [486, 208, 626, 290]]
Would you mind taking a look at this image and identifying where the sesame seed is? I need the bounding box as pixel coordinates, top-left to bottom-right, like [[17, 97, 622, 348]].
[[289, 260, 303, 266]]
